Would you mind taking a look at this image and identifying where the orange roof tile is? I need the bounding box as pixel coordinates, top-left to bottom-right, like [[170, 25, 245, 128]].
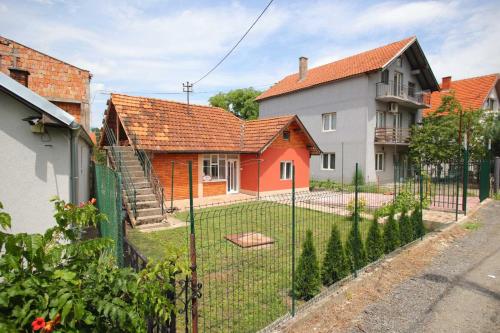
[[256, 36, 416, 101], [108, 94, 320, 154], [424, 74, 499, 116]]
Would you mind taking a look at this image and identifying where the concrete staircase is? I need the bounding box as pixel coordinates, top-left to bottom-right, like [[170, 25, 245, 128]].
[[112, 146, 165, 225]]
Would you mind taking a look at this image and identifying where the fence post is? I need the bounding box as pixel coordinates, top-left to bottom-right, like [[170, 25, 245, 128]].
[[188, 161, 198, 333], [170, 160, 175, 211], [419, 163, 424, 241], [462, 148, 469, 215], [353, 163, 359, 278], [291, 163, 296, 317]]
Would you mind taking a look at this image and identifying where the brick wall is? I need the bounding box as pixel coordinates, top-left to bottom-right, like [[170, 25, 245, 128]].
[[53, 101, 82, 123], [151, 153, 199, 200], [203, 181, 226, 197], [0, 36, 91, 130]]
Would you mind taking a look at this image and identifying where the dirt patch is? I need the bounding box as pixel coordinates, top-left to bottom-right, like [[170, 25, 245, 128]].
[[276, 224, 468, 333]]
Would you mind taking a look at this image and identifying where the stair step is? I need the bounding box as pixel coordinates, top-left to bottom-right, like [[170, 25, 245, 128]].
[[137, 207, 162, 217], [136, 215, 164, 225], [136, 200, 160, 209], [135, 189, 154, 196], [131, 176, 148, 183], [132, 181, 151, 189]]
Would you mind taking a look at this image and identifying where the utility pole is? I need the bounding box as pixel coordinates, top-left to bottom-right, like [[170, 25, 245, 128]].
[[183, 81, 193, 115]]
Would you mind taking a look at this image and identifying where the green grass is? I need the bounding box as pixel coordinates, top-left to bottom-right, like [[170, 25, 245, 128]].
[[127, 201, 370, 333], [463, 220, 481, 231]]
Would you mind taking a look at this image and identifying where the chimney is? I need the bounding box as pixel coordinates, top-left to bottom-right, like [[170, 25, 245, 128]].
[[441, 76, 452, 90], [299, 56, 308, 81]]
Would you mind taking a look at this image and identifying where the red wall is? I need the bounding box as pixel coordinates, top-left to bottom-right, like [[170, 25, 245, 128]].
[[240, 122, 312, 193], [151, 153, 199, 200]]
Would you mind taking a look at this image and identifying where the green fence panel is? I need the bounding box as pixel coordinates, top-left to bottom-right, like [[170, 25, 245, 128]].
[[95, 164, 123, 266], [479, 160, 490, 202]]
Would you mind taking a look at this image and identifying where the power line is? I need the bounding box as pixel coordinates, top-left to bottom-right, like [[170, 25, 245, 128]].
[[192, 0, 275, 85]]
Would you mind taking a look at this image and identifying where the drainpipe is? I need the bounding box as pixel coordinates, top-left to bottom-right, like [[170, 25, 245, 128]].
[[69, 122, 80, 204]]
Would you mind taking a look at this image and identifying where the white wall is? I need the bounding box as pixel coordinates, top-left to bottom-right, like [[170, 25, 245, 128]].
[[0, 91, 71, 234], [77, 136, 91, 203]]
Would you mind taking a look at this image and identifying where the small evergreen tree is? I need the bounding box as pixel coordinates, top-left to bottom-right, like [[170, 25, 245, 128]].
[[345, 220, 367, 272], [411, 208, 425, 239], [365, 218, 384, 262], [399, 210, 414, 245], [383, 210, 400, 253], [321, 225, 349, 286], [294, 230, 321, 300]]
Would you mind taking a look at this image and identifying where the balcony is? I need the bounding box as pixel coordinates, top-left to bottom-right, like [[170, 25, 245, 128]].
[[375, 127, 411, 145], [376, 81, 431, 108]]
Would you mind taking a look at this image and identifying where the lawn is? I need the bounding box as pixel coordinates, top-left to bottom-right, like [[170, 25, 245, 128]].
[[127, 200, 371, 333]]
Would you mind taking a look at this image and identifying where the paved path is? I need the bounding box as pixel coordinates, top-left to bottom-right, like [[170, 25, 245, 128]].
[[348, 200, 500, 333]]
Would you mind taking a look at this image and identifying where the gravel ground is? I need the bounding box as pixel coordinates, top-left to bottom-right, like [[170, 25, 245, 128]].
[[348, 200, 500, 333]]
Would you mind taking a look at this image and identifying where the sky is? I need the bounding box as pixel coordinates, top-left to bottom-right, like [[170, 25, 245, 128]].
[[1, 0, 499, 128]]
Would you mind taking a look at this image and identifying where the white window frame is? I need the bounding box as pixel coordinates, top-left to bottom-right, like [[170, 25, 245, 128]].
[[321, 153, 335, 170], [280, 161, 293, 180], [202, 154, 226, 181], [376, 111, 386, 128], [485, 98, 495, 110], [322, 113, 336, 132], [375, 153, 385, 171]]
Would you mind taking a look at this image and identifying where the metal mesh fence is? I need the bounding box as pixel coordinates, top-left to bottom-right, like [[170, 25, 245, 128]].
[[95, 164, 124, 266]]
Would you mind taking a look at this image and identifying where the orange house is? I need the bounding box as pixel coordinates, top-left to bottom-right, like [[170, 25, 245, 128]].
[[102, 94, 321, 200]]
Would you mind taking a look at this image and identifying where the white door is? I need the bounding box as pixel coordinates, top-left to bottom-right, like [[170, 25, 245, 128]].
[[227, 160, 238, 193], [393, 71, 403, 96]]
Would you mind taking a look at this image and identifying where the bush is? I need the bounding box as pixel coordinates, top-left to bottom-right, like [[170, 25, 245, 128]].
[[294, 230, 321, 300], [383, 210, 400, 253], [321, 225, 349, 286], [0, 198, 187, 333], [365, 218, 384, 262], [347, 197, 366, 221], [352, 168, 365, 186], [411, 208, 425, 239], [398, 210, 414, 245], [345, 221, 367, 272], [374, 191, 420, 218]]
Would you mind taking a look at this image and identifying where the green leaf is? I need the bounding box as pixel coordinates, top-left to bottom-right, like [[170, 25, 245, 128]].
[[61, 299, 73, 322], [53, 270, 77, 282]]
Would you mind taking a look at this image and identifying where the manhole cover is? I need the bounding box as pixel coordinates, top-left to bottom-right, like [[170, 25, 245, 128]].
[[225, 232, 274, 248]]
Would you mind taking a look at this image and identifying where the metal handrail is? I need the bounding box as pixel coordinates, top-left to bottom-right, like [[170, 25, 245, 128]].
[[102, 123, 138, 219], [376, 81, 431, 105], [129, 133, 165, 215]]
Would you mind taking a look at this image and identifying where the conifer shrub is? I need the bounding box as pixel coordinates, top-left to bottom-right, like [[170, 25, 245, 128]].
[[365, 218, 384, 262], [345, 220, 367, 272], [411, 208, 425, 239], [399, 210, 414, 245], [383, 210, 400, 253], [321, 225, 349, 286], [294, 230, 321, 300]]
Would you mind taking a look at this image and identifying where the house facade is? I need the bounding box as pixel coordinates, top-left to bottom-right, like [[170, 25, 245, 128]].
[[101, 94, 320, 224], [0, 36, 92, 131], [0, 73, 92, 234], [425, 74, 500, 115], [257, 37, 439, 184]]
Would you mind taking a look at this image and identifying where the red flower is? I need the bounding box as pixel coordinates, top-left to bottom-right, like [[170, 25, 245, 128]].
[[31, 317, 45, 331], [90, 198, 97, 205]]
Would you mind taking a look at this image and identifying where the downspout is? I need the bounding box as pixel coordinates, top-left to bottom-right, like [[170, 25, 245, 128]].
[[69, 121, 81, 204]]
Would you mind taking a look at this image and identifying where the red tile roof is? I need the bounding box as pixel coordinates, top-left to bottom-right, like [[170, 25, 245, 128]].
[[256, 36, 416, 101], [108, 94, 320, 154], [424, 74, 499, 116]]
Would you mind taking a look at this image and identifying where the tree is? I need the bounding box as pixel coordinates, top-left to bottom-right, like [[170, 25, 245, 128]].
[[365, 218, 384, 262], [294, 230, 321, 300], [398, 210, 414, 245], [345, 220, 367, 272], [383, 210, 400, 253], [411, 208, 425, 240], [409, 94, 495, 164], [321, 225, 349, 286], [208, 87, 262, 120]]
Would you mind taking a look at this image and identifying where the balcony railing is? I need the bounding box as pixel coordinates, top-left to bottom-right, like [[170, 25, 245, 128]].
[[375, 127, 411, 144], [376, 81, 431, 106]]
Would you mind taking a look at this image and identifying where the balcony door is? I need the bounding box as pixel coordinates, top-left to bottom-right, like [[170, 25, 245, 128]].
[[393, 112, 403, 142], [393, 71, 403, 97], [227, 159, 238, 193]]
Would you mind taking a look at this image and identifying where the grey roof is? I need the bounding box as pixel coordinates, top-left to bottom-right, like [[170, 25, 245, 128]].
[[0, 72, 75, 126]]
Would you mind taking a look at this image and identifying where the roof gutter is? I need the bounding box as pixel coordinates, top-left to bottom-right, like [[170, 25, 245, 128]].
[[69, 121, 80, 204]]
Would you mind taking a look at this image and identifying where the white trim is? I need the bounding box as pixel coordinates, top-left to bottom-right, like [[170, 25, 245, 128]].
[[280, 160, 293, 180], [381, 36, 416, 69], [375, 153, 385, 171], [321, 112, 337, 132]]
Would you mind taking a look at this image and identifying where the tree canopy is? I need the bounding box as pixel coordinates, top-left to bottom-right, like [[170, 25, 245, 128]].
[[208, 87, 262, 120], [409, 94, 496, 164]]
